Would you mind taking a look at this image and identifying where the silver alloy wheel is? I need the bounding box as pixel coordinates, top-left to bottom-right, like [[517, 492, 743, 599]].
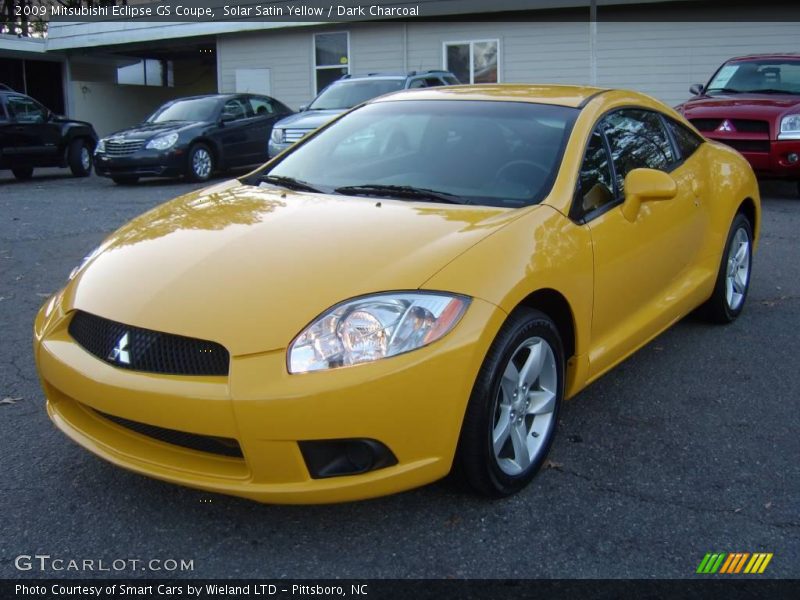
[[725, 227, 750, 311], [492, 336, 557, 476], [192, 148, 212, 179], [80, 146, 91, 170]]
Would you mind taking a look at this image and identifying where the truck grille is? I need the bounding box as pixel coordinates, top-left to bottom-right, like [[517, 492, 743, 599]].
[[689, 119, 770, 134], [284, 128, 312, 143], [713, 139, 771, 154], [105, 139, 145, 157], [68, 311, 230, 376], [96, 409, 243, 458]]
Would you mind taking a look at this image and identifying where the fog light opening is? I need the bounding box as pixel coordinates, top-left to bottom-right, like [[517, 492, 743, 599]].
[[299, 439, 398, 479], [786, 152, 799, 164]]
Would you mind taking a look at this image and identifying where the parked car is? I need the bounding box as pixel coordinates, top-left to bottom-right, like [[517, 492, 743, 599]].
[[268, 70, 460, 157], [94, 93, 293, 185], [35, 85, 759, 504], [677, 54, 800, 195], [0, 88, 97, 181]]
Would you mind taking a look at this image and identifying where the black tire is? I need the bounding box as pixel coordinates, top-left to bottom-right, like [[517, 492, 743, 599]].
[[68, 138, 92, 177], [456, 308, 564, 497], [701, 212, 754, 323], [12, 167, 33, 180], [111, 176, 139, 185], [185, 143, 214, 182]]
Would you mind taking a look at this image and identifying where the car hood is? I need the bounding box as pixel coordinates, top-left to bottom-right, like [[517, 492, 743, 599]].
[[105, 121, 200, 141], [65, 179, 522, 355], [274, 109, 346, 131], [681, 93, 800, 119]]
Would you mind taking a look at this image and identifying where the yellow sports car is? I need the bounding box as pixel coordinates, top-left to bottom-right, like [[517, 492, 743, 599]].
[[34, 85, 760, 504]]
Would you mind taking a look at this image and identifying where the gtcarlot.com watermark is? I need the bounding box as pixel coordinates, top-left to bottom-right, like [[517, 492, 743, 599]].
[[14, 554, 194, 573]]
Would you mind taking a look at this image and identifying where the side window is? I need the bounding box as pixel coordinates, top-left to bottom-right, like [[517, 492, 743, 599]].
[[7, 96, 46, 123], [576, 130, 615, 218], [408, 79, 426, 89], [249, 96, 275, 116], [601, 109, 675, 192], [424, 77, 444, 87], [221, 98, 250, 122], [665, 117, 704, 160]]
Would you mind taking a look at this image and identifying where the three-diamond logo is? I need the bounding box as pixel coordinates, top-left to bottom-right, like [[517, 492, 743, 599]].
[[696, 552, 773, 574], [716, 119, 736, 132], [108, 332, 131, 365]]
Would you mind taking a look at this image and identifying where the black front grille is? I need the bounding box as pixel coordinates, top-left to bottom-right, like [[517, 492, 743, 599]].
[[689, 118, 770, 134], [714, 139, 771, 153], [690, 118, 722, 132], [96, 409, 243, 458], [69, 311, 229, 376], [731, 119, 770, 134]]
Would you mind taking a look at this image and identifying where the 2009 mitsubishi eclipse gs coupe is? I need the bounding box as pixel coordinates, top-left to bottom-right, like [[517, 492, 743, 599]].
[[34, 85, 760, 504]]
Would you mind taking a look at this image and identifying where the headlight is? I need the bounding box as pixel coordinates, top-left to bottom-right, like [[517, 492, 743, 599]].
[[95, 138, 106, 153], [288, 292, 470, 373], [779, 114, 800, 140], [270, 128, 285, 144], [68, 245, 104, 281], [146, 132, 179, 150]]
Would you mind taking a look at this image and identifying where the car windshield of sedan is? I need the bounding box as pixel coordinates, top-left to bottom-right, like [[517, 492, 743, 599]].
[[307, 80, 407, 110], [706, 59, 800, 95], [146, 97, 220, 123], [259, 100, 578, 208]]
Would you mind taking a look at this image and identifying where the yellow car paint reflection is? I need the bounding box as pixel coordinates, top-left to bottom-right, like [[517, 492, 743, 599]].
[[33, 85, 760, 503]]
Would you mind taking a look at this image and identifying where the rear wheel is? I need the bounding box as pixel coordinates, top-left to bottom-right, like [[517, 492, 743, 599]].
[[702, 212, 753, 323], [456, 308, 564, 497], [186, 143, 213, 182], [68, 138, 92, 177], [111, 176, 139, 185], [12, 167, 33, 180]]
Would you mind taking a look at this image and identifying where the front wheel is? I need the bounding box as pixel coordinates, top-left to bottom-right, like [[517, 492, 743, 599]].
[[68, 138, 92, 177], [12, 167, 34, 180], [186, 143, 214, 182], [456, 308, 564, 497], [702, 212, 753, 323]]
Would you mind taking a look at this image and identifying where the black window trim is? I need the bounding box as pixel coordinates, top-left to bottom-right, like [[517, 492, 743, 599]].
[[570, 105, 693, 225]]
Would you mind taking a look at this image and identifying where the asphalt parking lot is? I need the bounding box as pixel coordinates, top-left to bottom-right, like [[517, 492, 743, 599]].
[[1, 169, 798, 579]]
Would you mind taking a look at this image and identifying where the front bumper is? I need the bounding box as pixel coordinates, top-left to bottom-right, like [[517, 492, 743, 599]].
[[34, 296, 504, 504], [706, 135, 800, 178], [94, 149, 186, 179]]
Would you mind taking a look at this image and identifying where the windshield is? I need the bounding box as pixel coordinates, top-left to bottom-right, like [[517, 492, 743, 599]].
[[259, 100, 578, 208], [308, 79, 406, 110], [707, 59, 800, 94], [146, 97, 220, 123]]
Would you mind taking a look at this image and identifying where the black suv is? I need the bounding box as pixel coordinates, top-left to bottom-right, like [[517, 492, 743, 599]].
[[0, 86, 98, 180]]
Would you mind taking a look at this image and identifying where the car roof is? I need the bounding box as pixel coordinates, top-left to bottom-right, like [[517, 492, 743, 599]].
[[727, 53, 800, 62], [372, 84, 608, 108]]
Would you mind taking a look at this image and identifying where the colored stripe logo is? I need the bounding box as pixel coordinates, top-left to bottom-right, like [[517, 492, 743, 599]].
[[697, 552, 773, 574]]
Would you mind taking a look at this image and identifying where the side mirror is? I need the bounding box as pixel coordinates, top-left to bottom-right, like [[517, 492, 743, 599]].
[[621, 168, 677, 222], [689, 83, 704, 96], [298, 105, 307, 112]]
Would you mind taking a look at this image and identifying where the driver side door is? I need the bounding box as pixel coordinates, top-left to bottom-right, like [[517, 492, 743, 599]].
[[579, 109, 705, 378]]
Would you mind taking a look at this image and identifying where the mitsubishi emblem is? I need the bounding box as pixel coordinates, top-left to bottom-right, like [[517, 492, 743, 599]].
[[717, 119, 736, 133], [108, 332, 131, 365]]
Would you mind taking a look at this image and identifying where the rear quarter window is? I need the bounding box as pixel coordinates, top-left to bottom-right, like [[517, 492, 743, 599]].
[[665, 117, 704, 161]]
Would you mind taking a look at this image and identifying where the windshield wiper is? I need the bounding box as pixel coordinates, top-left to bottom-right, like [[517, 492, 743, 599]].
[[706, 87, 742, 94], [742, 88, 794, 94], [334, 184, 467, 204], [260, 175, 323, 193]]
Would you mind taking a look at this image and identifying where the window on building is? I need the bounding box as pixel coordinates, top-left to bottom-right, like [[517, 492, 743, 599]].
[[314, 32, 350, 95], [117, 59, 174, 87], [444, 40, 499, 84]]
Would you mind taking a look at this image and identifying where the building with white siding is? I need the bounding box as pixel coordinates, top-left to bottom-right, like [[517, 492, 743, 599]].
[[16, 0, 800, 135]]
